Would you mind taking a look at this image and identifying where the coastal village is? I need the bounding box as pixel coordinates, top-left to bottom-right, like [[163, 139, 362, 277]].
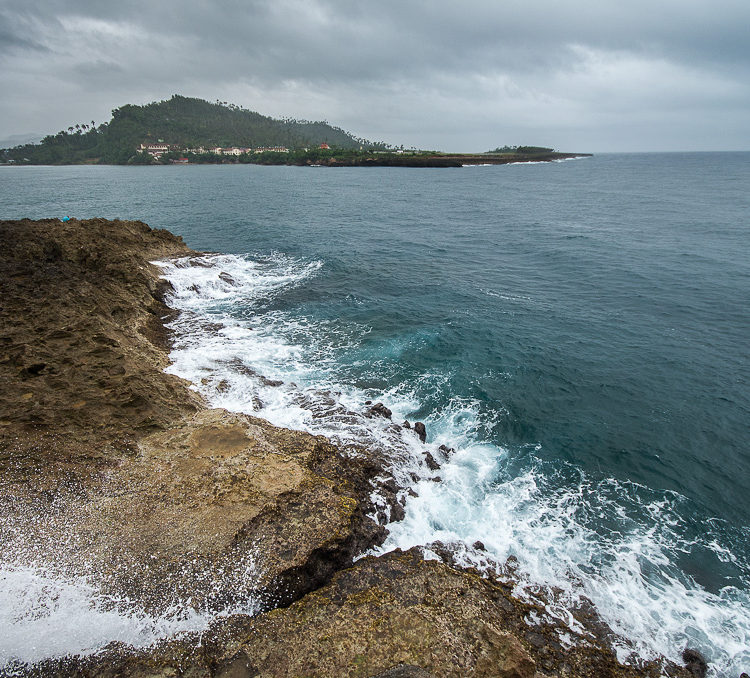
[[139, 141, 329, 161]]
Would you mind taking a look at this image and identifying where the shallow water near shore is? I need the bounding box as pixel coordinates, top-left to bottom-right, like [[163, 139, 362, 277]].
[[1, 154, 749, 675]]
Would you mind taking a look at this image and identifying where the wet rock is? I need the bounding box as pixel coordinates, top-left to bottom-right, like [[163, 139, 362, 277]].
[[365, 400, 372, 405], [473, 540, 486, 551], [295, 390, 356, 420], [218, 271, 237, 285], [682, 648, 708, 678], [438, 444, 455, 456], [382, 479, 399, 494], [76, 409, 386, 610], [368, 402, 392, 419], [424, 451, 440, 471], [49, 548, 692, 678], [414, 421, 427, 443], [403, 420, 411, 429], [390, 502, 406, 522]]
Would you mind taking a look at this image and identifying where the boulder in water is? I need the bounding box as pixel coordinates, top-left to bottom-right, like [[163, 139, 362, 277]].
[[424, 451, 440, 471], [368, 402, 392, 419], [682, 648, 708, 678], [414, 421, 427, 443]]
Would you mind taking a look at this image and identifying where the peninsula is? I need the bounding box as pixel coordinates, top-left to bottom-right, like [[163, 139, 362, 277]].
[[1, 218, 698, 677], [0, 95, 590, 167]]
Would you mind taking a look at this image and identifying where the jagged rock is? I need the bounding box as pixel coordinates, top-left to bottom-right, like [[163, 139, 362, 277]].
[[424, 451, 441, 471], [414, 421, 427, 443], [390, 502, 406, 522], [53, 408, 387, 611], [403, 420, 411, 429], [682, 649, 708, 678], [368, 402, 392, 419], [506, 555, 520, 572], [438, 444, 455, 456], [473, 540, 486, 551]]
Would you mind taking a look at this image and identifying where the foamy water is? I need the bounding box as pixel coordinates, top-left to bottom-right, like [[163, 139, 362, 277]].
[[2, 248, 747, 675], [153, 252, 750, 676], [0, 514, 262, 672], [0, 565, 212, 671]]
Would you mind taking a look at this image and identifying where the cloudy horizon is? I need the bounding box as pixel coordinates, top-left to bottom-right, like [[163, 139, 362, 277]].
[[1, 0, 748, 153]]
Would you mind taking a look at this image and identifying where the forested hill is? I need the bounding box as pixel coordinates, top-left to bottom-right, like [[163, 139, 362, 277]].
[[1, 95, 386, 164]]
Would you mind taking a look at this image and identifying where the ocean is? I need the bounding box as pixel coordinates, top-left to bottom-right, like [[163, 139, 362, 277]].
[[1, 154, 748, 675]]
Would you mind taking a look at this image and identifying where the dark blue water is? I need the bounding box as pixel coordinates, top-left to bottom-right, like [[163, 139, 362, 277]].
[[1, 154, 748, 673]]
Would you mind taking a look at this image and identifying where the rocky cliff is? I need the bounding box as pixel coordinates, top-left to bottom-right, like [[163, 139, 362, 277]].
[[0, 219, 696, 678]]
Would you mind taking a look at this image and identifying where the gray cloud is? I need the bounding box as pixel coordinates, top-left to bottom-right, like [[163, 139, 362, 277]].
[[1, 0, 748, 151]]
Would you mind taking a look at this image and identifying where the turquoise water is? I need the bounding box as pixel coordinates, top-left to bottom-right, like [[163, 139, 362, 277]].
[[1, 155, 748, 674]]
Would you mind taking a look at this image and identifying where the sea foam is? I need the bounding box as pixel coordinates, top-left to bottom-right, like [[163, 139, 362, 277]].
[[153, 252, 750, 677]]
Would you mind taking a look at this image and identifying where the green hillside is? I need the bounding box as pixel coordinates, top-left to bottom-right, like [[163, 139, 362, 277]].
[[1, 95, 386, 164]]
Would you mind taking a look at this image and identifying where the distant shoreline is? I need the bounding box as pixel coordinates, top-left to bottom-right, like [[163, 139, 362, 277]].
[[0, 152, 592, 168]]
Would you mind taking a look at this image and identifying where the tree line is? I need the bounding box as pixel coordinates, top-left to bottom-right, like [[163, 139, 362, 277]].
[[0, 95, 390, 165]]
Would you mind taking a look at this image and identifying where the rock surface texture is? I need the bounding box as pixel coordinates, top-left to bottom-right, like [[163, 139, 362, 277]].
[[1, 219, 694, 678]]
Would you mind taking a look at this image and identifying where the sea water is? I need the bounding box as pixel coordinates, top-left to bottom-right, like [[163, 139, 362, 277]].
[[1, 154, 748, 675]]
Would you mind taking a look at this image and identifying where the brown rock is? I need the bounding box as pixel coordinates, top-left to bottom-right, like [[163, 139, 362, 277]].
[[424, 451, 440, 471], [0, 219, 385, 615], [368, 402, 393, 419], [47, 548, 691, 678], [682, 649, 708, 678], [414, 421, 427, 443]]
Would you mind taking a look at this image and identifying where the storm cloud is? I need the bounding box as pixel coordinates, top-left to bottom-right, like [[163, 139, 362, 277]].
[[1, 0, 748, 151]]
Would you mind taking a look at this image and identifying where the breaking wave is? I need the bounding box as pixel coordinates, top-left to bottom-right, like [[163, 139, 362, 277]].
[[151, 252, 749, 677]]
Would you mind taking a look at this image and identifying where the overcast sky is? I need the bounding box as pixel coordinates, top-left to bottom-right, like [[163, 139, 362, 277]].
[[1, 0, 748, 152]]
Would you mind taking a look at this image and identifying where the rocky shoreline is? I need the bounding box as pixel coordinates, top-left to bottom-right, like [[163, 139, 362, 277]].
[[316, 152, 591, 168], [0, 218, 701, 677]]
